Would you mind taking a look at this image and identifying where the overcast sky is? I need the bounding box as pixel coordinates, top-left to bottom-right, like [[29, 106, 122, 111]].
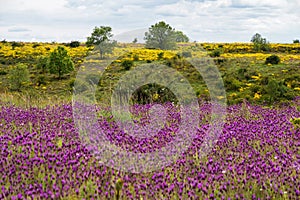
[[0, 0, 299, 43]]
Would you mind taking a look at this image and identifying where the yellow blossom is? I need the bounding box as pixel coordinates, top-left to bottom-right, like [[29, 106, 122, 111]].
[[254, 93, 261, 99], [152, 93, 159, 100], [251, 75, 260, 80]]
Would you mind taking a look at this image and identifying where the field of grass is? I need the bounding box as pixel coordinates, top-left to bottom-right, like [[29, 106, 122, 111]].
[[0, 41, 300, 199], [1, 41, 300, 106]]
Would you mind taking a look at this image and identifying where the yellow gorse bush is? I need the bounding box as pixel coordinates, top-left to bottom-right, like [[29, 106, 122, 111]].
[[112, 48, 177, 62], [0, 42, 89, 60], [202, 42, 300, 53]]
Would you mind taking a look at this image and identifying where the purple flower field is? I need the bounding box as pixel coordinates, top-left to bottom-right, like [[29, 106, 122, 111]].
[[1, 100, 299, 200]]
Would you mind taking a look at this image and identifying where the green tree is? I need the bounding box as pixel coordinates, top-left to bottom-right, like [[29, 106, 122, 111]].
[[36, 56, 48, 74], [69, 41, 80, 48], [144, 21, 177, 50], [174, 31, 189, 42], [86, 26, 117, 59], [47, 46, 74, 79], [8, 63, 30, 91], [251, 33, 270, 52]]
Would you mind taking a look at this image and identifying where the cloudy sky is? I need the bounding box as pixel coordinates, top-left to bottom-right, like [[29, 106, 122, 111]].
[[0, 0, 299, 43]]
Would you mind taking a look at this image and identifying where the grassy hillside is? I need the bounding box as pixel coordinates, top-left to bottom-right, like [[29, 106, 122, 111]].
[[1, 41, 300, 107]]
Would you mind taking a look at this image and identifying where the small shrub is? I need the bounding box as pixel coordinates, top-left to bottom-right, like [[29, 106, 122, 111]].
[[164, 60, 173, 67], [260, 76, 269, 85], [293, 39, 299, 44], [69, 41, 80, 48], [36, 56, 48, 74], [11, 41, 24, 49], [157, 52, 164, 60], [181, 51, 192, 58], [69, 78, 75, 88], [224, 78, 242, 90], [133, 54, 139, 61], [121, 60, 134, 70], [214, 58, 226, 65], [250, 85, 261, 93], [209, 48, 222, 57], [0, 70, 7, 75], [8, 63, 30, 91], [35, 75, 46, 86], [32, 43, 40, 48], [265, 55, 280, 65]]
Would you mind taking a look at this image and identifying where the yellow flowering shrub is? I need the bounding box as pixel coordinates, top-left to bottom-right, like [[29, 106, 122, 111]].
[[254, 93, 261, 99], [0, 42, 89, 60]]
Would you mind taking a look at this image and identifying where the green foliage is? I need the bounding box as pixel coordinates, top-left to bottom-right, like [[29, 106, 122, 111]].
[[56, 138, 63, 148], [95, 40, 117, 59], [224, 77, 242, 90], [0, 69, 7, 75], [157, 52, 164, 60], [86, 26, 113, 46], [47, 46, 74, 79], [121, 60, 134, 70], [1, 41, 300, 107], [69, 41, 80, 48], [174, 31, 189, 42], [293, 39, 299, 44], [209, 48, 222, 57], [290, 118, 300, 129], [86, 26, 117, 59], [144, 21, 177, 50], [36, 56, 48, 74], [115, 178, 124, 200], [265, 55, 280, 65], [131, 83, 177, 105], [264, 79, 292, 104], [8, 63, 30, 91], [251, 33, 270, 52], [133, 54, 139, 61], [10, 41, 24, 50], [69, 78, 75, 88], [132, 38, 138, 43], [32, 43, 40, 48], [35, 75, 46, 86]]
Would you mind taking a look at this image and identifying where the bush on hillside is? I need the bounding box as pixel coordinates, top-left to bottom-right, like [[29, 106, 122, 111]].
[[265, 55, 280, 65]]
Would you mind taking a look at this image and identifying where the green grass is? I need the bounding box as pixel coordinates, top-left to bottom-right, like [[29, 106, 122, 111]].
[[1, 42, 300, 107]]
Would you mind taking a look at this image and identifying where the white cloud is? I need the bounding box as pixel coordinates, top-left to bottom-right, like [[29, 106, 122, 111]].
[[8, 27, 31, 32], [0, 0, 299, 42]]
